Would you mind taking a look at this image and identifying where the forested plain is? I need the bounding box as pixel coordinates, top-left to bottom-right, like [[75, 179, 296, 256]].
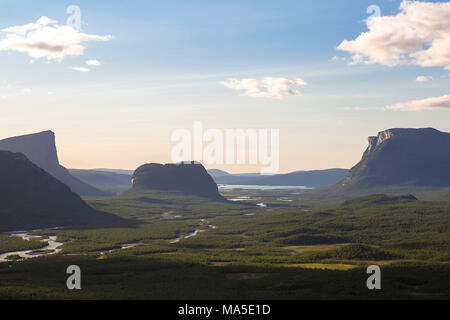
[[0, 188, 449, 299]]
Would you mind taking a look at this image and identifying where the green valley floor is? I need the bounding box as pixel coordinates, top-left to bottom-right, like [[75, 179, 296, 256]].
[[0, 188, 449, 299]]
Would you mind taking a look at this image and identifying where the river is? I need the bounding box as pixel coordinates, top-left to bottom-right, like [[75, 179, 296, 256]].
[[0, 231, 63, 263], [169, 219, 216, 244]]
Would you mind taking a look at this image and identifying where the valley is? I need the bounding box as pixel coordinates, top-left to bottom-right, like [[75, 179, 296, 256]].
[[0, 231, 63, 263], [2, 0, 450, 305], [0, 128, 449, 300], [0, 187, 448, 299]]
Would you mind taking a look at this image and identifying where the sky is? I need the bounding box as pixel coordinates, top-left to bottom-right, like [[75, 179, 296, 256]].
[[0, 0, 449, 173]]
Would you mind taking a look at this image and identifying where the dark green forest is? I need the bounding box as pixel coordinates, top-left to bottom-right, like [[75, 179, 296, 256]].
[[0, 189, 449, 299]]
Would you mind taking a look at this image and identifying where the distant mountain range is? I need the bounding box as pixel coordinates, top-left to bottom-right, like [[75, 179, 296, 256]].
[[0, 151, 124, 232], [69, 169, 132, 194], [0, 131, 108, 197], [329, 128, 450, 195], [208, 168, 348, 188], [0, 126, 448, 232], [93, 168, 135, 175], [70, 167, 348, 194], [207, 169, 231, 177], [3, 127, 448, 206]]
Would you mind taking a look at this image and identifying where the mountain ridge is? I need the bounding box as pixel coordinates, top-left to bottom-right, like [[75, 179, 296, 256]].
[[0, 131, 108, 196], [69, 169, 132, 194], [0, 150, 124, 231], [209, 168, 348, 187], [332, 127, 450, 193]]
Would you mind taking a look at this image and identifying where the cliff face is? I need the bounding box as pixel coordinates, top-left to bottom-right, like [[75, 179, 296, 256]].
[[362, 136, 378, 158], [362, 129, 417, 160], [0, 131, 107, 196], [0, 151, 120, 231], [0, 131, 60, 170], [337, 128, 450, 190], [132, 162, 223, 200]]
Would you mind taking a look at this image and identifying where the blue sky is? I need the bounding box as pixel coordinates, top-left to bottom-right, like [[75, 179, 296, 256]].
[[0, 0, 449, 172]]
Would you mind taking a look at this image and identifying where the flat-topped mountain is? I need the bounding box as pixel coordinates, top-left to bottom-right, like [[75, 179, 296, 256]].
[[0, 151, 122, 231], [335, 128, 450, 192], [132, 162, 223, 200], [0, 131, 107, 196]]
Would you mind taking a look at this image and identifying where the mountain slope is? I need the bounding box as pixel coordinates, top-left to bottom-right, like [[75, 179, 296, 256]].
[[211, 169, 348, 187], [69, 169, 132, 194], [0, 151, 124, 231], [0, 131, 108, 196], [247, 169, 348, 187], [94, 168, 135, 175], [333, 128, 450, 193], [207, 169, 231, 178]]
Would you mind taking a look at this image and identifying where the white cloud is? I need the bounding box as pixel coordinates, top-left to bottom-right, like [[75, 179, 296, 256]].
[[0, 16, 112, 61], [220, 77, 307, 99], [340, 106, 373, 111], [337, 1, 450, 70], [86, 59, 101, 66], [2, 16, 57, 34], [415, 75, 432, 82], [22, 88, 32, 95], [386, 94, 450, 111], [70, 66, 90, 73], [331, 55, 346, 62]]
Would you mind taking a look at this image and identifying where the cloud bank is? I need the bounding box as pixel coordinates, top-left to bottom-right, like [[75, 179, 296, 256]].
[[220, 77, 307, 99], [386, 94, 450, 111], [0, 16, 112, 61], [337, 1, 450, 70]]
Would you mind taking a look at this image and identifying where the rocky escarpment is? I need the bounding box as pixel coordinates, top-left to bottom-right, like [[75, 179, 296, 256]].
[[336, 128, 450, 191], [132, 162, 223, 200], [362, 129, 410, 159], [0, 131, 107, 196], [0, 151, 122, 231]]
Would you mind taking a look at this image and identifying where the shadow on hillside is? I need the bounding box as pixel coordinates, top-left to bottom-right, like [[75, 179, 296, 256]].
[[0, 207, 141, 233]]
